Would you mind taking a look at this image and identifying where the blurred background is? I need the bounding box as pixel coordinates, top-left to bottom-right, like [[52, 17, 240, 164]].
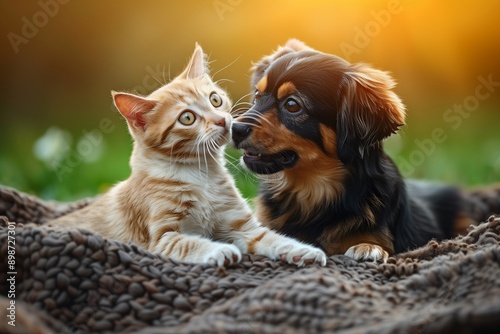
[[1, 0, 499, 201]]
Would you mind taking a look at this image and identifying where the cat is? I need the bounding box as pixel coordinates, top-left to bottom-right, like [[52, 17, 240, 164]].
[[48, 44, 327, 267]]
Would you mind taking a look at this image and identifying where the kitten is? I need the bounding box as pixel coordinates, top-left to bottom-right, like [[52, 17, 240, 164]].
[[48, 44, 327, 267]]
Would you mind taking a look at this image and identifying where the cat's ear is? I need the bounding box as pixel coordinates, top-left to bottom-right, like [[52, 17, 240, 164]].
[[112, 91, 158, 131], [179, 43, 208, 79]]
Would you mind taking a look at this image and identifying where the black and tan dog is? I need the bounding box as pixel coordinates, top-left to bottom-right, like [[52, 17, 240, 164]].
[[232, 39, 500, 262]]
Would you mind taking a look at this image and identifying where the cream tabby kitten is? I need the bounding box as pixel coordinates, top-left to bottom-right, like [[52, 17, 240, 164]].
[[49, 44, 326, 267]]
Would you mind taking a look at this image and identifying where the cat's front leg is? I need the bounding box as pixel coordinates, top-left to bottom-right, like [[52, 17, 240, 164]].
[[152, 232, 241, 267], [231, 220, 327, 267], [202, 242, 242, 267]]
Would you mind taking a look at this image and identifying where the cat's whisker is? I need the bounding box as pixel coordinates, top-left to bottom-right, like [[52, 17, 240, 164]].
[[223, 151, 248, 175], [150, 71, 165, 87], [247, 111, 274, 127], [167, 63, 172, 82], [233, 103, 253, 109], [162, 65, 168, 85], [215, 78, 234, 85], [200, 133, 232, 173], [203, 143, 210, 177], [235, 121, 263, 131], [234, 120, 262, 128], [231, 93, 254, 109], [232, 92, 254, 107], [211, 55, 241, 79], [222, 152, 240, 170], [207, 140, 226, 171], [236, 116, 266, 129], [232, 103, 253, 109], [233, 101, 253, 109], [199, 145, 208, 177], [196, 133, 212, 177], [231, 107, 252, 114], [230, 102, 254, 117], [233, 114, 260, 120], [242, 169, 258, 184]]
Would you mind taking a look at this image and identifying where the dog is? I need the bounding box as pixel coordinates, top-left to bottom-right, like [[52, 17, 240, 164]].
[[231, 39, 500, 262]]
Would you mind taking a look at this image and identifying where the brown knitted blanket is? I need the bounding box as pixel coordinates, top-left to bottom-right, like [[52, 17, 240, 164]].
[[1, 186, 499, 334]]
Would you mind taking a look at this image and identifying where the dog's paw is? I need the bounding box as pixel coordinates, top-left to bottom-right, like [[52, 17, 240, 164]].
[[203, 243, 242, 267], [277, 243, 327, 267], [344, 243, 388, 262]]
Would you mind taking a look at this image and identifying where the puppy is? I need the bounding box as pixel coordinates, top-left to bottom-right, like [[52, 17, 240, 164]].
[[232, 39, 500, 262]]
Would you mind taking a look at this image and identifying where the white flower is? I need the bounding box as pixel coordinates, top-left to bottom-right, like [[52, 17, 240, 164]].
[[33, 127, 72, 166]]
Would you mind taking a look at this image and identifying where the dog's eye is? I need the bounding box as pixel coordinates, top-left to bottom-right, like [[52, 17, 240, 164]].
[[285, 98, 301, 113], [253, 89, 261, 104]]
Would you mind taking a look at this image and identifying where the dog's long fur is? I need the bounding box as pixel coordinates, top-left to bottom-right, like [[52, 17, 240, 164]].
[[232, 39, 500, 261]]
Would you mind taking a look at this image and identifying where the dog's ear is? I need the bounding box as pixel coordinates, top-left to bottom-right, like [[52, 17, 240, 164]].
[[337, 63, 406, 163], [250, 39, 312, 88]]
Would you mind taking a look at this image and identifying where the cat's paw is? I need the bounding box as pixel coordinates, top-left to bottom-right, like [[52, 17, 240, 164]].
[[344, 243, 388, 262], [277, 243, 327, 267], [203, 243, 242, 267]]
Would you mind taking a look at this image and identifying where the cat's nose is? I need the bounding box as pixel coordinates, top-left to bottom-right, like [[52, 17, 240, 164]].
[[214, 117, 226, 128], [231, 122, 252, 146]]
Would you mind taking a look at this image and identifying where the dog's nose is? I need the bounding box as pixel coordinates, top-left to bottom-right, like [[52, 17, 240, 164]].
[[231, 122, 252, 146]]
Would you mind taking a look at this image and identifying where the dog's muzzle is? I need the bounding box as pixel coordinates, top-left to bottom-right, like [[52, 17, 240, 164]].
[[231, 119, 298, 174], [231, 122, 253, 147]]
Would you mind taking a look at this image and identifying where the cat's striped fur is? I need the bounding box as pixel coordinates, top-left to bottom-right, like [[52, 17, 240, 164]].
[[48, 44, 326, 267]]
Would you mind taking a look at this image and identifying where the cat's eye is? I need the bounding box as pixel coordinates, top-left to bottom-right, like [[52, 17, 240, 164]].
[[284, 98, 301, 113], [210, 92, 223, 108], [178, 111, 196, 125]]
